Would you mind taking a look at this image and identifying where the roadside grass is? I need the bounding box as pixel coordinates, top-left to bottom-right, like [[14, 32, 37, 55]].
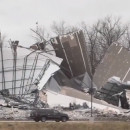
[[0, 122, 130, 130]]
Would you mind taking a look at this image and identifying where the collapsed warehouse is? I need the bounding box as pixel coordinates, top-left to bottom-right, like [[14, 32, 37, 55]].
[[1, 31, 130, 120], [94, 44, 130, 109], [0, 32, 91, 109], [0, 39, 63, 107]]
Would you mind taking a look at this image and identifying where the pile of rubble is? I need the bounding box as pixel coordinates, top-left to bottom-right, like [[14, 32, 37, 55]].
[[62, 108, 130, 121], [54, 104, 130, 121], [0, 106, 30, 120], [0, 90, 41, 120], [0, 94, 130, 121]]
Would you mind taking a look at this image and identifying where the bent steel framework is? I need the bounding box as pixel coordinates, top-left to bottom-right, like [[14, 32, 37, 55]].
[[0, 43, 62, 98]]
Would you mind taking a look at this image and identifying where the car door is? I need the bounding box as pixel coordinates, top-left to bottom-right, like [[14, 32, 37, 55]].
[[46, 110, 54, 119], [53, 110, 61, 119]]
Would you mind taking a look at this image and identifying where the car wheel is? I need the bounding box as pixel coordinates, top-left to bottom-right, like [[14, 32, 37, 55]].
[[61, 117, 67, 122], [34, 118, 39, 122], [55, 119, 60, 122], [41, 116, 46, 122]]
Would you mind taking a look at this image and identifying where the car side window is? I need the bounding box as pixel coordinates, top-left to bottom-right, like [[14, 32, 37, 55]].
[[54, 110, 59, 114]]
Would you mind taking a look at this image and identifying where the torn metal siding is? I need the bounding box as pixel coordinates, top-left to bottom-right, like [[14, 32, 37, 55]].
[[0, 46, 62, 96], [93, 44, 130, 88], [95, 82, 130, 109], [44, 70, 82, 93], [50, 31, 91, 79]]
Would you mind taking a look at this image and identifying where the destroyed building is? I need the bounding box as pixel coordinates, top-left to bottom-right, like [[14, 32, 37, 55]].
[[95, 77, 130, 109], [29, 32, 122, 113], [0, 32, 126, 121], [0, 40, 62, 105], [93, 43, 130, 109], [50, 31, 91, 79], [0, 30, 95, 110], [30, 31, 94, 93], [93, 43, 130, 89], [48, 30, 95, 92]]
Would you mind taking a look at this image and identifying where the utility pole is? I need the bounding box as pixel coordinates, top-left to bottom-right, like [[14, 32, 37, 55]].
[[0, 32, 6, 90], [90, 75, 93, 117], [90, 50, 94, 118]]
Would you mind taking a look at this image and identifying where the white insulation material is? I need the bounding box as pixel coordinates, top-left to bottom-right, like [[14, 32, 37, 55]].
[[108, 76, 121, 84], [38, 63, 61, 90], [46, 91, 120, 114]]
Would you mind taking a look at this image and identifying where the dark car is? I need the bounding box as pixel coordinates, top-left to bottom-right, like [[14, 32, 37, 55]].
[[30, 108, 69, 122]]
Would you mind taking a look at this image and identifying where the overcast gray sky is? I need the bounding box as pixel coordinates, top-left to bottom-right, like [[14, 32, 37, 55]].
[[1, 0, 130, 46]]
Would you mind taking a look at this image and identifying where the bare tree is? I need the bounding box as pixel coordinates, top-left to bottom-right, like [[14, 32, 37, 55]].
[[51, 21, 79, 35], [121, 25, 130, 49], [30, 22, 52, 52], [82, 16, 127, 74], [30, 22, 50, 43], [66, 25, 79, 34], [51, 21, 68, 35], [94, 16, 127, 47], [82, 23, 102, 75]]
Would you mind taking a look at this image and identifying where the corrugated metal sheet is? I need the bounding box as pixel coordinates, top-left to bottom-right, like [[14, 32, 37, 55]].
[[93, 43, 130, 88], [44, 70, 83, 93], [50, 31, 91, 79]]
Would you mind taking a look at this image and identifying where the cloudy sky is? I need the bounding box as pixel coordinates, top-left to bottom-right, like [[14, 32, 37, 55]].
[[1, 0, 130, 46]]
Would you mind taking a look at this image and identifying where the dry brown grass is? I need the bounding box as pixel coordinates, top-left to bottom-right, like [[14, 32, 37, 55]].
[[0, 121, 130, 130]]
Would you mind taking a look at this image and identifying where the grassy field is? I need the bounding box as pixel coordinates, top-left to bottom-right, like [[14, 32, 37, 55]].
[[0, 121, 130, 130]]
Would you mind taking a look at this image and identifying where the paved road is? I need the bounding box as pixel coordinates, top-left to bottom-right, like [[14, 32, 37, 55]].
[[0, 120, 126, 123]]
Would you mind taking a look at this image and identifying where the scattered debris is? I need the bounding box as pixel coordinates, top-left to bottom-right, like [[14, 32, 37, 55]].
[[95, 77, 130, 109]]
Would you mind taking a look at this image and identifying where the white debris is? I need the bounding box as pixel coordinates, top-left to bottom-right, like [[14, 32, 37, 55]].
[[118, 47, 123, 54], [38, 62, 61, 90], [126, 81, 130, 85], [0, 99, 7, 106], [125, 90, 130, 106], [70, 34, 74, 40], [122, 67, 130, 82], [108, 76, 121, 84], [46, 91, 121, 114]]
